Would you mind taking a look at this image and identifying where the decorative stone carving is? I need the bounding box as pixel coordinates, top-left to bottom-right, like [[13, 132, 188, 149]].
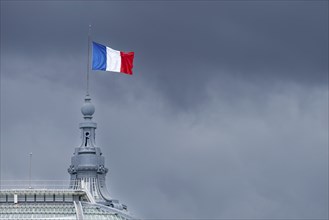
[[97, 165, 108, 174], [67, 165, 76, 174]]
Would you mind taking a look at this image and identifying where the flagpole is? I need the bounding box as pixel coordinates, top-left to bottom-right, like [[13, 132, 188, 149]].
[[29, 152, 32, 189], [87, 24, 92, 96]]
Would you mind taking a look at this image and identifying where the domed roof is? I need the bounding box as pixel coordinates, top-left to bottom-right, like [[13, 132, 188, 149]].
[[0, 94, 134, 219]]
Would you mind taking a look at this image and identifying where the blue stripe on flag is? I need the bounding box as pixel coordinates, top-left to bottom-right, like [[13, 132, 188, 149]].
[[92, 42, 106, 71]]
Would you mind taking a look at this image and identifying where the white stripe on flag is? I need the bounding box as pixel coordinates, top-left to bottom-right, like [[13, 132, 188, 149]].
[[105, 47, 121, 72]]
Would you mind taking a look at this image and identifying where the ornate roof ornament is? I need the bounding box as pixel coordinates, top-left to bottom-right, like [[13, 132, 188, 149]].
[[68, 95, 127, 209]]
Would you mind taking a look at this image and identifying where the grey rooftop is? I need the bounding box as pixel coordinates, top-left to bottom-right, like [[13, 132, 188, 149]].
[[0, 95, 134, 219]]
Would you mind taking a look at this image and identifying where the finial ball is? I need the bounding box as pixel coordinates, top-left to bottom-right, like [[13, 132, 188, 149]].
[[81, 95, 95, 116]]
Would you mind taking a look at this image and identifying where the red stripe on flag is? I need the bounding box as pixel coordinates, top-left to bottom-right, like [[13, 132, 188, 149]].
[[120, 51, 135, 75]]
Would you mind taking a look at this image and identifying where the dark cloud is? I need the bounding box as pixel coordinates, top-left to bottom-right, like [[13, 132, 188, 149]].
[[1, 1, 327, 112], [1, 1, 328, 219]]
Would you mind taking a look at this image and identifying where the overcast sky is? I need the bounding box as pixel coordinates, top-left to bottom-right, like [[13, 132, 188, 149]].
[[0, 1, 328, 219]]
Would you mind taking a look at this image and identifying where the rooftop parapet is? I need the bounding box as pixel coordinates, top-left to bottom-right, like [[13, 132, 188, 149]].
[[0, 180, 82, 191]]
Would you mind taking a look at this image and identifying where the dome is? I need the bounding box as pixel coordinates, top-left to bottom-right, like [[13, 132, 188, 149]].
[[0, 94, 134, 219]]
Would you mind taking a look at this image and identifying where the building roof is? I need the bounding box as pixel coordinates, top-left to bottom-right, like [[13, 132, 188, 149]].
[[0, 201, 131, 220], [0, 95, 134, 219]]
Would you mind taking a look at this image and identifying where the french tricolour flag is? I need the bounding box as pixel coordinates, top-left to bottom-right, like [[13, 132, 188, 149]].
[[92, 42, 135, 75]]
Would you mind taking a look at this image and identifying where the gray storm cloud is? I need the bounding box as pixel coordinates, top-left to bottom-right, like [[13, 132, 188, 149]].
[[1, 1, 328, 219]]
